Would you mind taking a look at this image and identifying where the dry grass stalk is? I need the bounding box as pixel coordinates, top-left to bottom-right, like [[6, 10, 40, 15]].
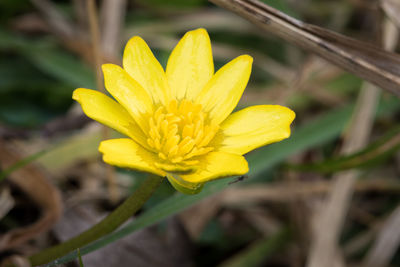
[[87, 0, 118, 204], [381, 0, 400, 28], [362, 205, 400, 267], [0, 187, 14, 220], [361, 15, 400, 267], [100, 0, 127, 58], [306, 12, 398, 267], [209, 0, 400, 96], [30, 0, 75, 38], [221, 179, 400, 204]]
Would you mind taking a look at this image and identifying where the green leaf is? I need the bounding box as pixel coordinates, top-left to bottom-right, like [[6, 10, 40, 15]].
[[42, 96, 400, 266], [0, 29, 95, 88], [25, 46, 95, 88], [286, 125, 400, 173]]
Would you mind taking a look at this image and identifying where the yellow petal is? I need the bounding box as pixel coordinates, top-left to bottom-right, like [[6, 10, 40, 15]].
[[123, 36, 170, 105], [166, 28, 214, 101], [102, 64, 153, 131], [177, 151, 248, 183], [99, 138, 166, 176], [72, 88, 147, 145], [196, 55, 252, 124], [218, 105, 295, 155]]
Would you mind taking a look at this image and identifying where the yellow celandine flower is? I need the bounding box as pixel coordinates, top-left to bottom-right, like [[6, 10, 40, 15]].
[[73, 28, 295, 194]]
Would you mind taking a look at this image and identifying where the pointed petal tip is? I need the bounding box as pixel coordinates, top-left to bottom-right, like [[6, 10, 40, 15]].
[[98, 141, 106, 154], [126, 35, 145, 45], [98, 140, 113, 156], [101, 63, 119, 74], [279, 105, 296, 122], [187, 28, 209, 37], [72, 88, 96, 102], [72, 88, 82, 101], [236, 158, 249, 175], [282, 126, 292, 139], [237, 54, 253, 64], [193, 27, 207, 32], [124, 36, 149, 56]]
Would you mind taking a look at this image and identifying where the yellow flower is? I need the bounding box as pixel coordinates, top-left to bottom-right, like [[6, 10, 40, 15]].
[[73, 28, 295, 194]]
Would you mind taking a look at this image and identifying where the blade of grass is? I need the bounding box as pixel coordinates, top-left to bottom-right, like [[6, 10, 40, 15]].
[[0, 149, 48, 182], [286, 126, 400, 173], [218, 228, 291, 267], [77, 249, 84, 267]]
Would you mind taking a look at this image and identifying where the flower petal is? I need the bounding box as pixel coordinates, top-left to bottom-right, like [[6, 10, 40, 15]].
[[72, 88, 147, 145], [177, 151, 248, 183], [218, 105, 295, 155], [102, 64, 153, 131], [166, 28, 214, 101], [196, 55, 252, 124], [99, 138, 166, 176], [123, 36, 170, 105]]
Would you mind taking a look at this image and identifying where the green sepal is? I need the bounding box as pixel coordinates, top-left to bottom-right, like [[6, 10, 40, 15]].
[[166, 173, 204, 195]]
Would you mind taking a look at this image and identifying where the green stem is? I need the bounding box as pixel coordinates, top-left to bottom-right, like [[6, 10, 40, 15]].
[[29, 175, 163, 266]]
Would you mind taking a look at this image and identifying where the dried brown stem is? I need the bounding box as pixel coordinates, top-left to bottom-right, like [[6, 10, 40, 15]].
[[209, 0, 400, 97], [87, 0, 117, 203]]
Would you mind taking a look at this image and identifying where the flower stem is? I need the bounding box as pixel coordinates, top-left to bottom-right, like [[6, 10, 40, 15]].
[[29, 175, 164, 266]]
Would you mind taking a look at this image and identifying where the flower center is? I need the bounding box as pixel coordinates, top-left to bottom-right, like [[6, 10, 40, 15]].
[[146, 99, 218, 170]]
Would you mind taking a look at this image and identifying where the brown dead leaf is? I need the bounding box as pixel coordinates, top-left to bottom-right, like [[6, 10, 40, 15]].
[[0, 140, 62, 250], [210, 0, 400, 97]]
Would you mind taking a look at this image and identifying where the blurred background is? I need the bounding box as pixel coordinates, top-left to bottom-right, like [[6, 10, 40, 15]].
[[0, 0, 399, 266]]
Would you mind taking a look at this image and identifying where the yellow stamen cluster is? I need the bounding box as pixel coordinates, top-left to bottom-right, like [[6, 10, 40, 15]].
[[146, 99, 218, 170]]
